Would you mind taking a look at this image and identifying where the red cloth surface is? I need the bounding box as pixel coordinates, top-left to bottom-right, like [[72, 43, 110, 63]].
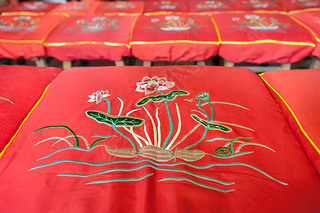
[[95, 1, 144, 15], [0, 66, 319, 212], [0, 65, 63, 152], [232, 0, 285, 12], [44, 15, 136, 61], [188, 0, 236, 13], [131, 14, 219, 61], [213, 13, 316, 64], [291, 11, 320, 58], [143, 0, 189, 14], [3, 1, 60, 15], [50, 1, 100, 16], [279, 0, 320, 12], [0, 14, 66, 59], [261, 69, 320, 175]]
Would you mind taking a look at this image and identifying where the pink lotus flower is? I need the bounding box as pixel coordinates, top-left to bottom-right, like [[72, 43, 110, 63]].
[[88, 90, 110, 104], [136, 76, 175, 95]]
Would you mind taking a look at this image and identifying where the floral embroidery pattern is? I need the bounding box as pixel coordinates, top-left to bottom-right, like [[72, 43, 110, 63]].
[[76, 17, 117, 31], [61, 2, 88, 11], [197, 1, 227, 9], [233, 15, 289, 31], [243, 0, 273, 9], [151, 15, 198, 31], [104, 2, 135, 9], [0, 16, 39, 31], [21, 2, 47, 10], [294, 0, 320, 7], [154, 1, 180, 10], [88, 90, 110, 104], [136, 76, 175, 95], [30, 76, 288, 191]]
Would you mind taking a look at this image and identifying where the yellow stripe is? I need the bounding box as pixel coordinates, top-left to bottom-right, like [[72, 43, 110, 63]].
[[44, 41, 130, 48], [102, 12, 141, 16], [129, 15, 140, 43], [0, 84, 51, 158], [41, 18, 67, 43], [289, 14, 320, 42], [143, 12, 185, 16], [210, 14, 221, 43], [1, 12, 46, 16], [211, 10, 288, 15], [289, 8, 320, 14], [130, 40, 219, 45], [260, 75, 320, 156], [221, 40, 315, 47], [0, 39, 42, 43]]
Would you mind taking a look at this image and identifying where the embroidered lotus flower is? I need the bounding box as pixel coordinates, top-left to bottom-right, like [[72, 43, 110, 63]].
[[88, 90, 110, 104], [136, 76, 175, 95]]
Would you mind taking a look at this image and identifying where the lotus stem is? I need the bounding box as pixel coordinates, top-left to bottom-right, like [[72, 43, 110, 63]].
[[166, 103, 182, 150], [112, 125, 137, 151], [170, 124, 201, 150], [102, 97, 111, 115], [198, 100, 210, 121], [230, 137, 252, 154], [154, 89, 174, 149], [184, 127, 208, 150], [206, 100, 215, 121]]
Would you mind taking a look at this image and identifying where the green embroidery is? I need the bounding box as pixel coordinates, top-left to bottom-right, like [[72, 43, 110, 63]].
[[136, 90, 189, 106], [0, 96, 13, 104], [86, 111, 144, 127]]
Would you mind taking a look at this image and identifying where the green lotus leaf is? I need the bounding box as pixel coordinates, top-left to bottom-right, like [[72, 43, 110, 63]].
[[86, 111, 144, 127], [136, 90, 189, 106], [191, 114, 232, 132]]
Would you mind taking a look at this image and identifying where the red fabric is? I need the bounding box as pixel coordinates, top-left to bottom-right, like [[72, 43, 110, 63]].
[[261, 69, 320, 175], [292, 11, 320, 58], [95, 1, 144, 15], [50, 1, 100, 16], [188, 0, 236, 13], [232, 0, 285, 12], [0, 65, 63, 152], [131, 14, 219, 61], [4, 1, 60, 14], [213, 13, 316, 63], [0, 0, 18, 13], [0, 66, 320, 212], [44, 15, 136, 61], [279, 0, 320, 12], [143, 0, 189, 14], [0, 14, 66, 59]]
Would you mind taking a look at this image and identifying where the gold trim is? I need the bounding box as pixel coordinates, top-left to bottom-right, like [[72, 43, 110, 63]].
[[289, 8, 320, 14], [143, 12, 186, 16], [288, 14, 320, 42], [0, 84, 51, 158], [221, 40, 315, 47], [260, 75, 320, 156], [103, 12, 141, 16], [0, 39, 42, 43], [129, 15, 140, 43], [45, 41, 130, 48], [130, 40, 219, 45], [211, 10, 288, 15], [1, 12, 46, 16], [41, 18, 67, 43], [210, 14, 221, 43]]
